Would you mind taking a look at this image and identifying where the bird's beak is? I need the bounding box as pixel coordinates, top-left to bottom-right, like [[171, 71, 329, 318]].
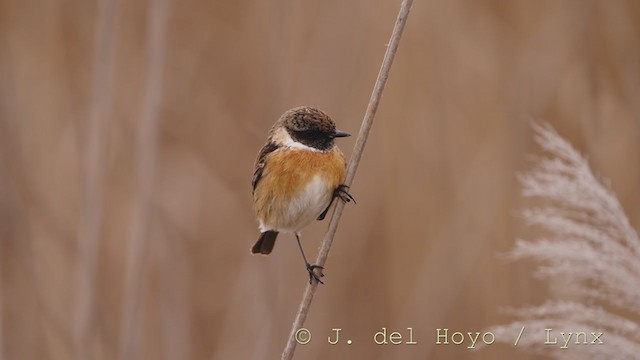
[[334, 130, 351, 138]]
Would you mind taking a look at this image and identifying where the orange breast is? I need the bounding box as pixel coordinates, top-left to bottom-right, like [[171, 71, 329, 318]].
[[253, 147, 346, 231]]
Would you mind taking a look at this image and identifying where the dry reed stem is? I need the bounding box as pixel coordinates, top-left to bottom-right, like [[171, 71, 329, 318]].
[[281, 0, 414, 358], [73, 0, 120, 357], [117, 0, 170, 359]]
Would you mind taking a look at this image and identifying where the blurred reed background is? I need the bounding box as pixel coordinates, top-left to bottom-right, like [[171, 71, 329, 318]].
[[0, 0, 639, 359]]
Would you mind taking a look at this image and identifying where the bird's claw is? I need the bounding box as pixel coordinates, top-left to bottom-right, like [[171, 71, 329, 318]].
[[306, 264, 325, 284], [335, 184, 356, 204]]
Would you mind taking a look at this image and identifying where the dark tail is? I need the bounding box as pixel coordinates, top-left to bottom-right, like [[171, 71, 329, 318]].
[[251, 231, 279, 255]]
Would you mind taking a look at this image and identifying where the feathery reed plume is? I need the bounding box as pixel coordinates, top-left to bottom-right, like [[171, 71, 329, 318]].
[[486, 123, 640, 358]]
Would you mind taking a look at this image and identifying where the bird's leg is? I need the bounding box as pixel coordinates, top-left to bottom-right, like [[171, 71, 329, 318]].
[[317, 197, 335, 221], [317, 184, 356, 221], [296, 233, 324, 284]]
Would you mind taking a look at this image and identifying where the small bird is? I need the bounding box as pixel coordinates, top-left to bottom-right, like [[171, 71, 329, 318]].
[[251, 106, 354, 284]]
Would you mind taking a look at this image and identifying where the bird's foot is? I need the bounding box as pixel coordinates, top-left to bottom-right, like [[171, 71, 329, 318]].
[[306, 263, 325, 284], [335, 184, 356, 204]]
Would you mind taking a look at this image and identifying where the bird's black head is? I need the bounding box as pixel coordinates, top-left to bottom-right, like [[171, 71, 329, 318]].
[[280, 106, 350, 151]]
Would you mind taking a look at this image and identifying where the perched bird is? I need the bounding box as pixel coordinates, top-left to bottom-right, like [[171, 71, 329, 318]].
[[251, 106, 354, 283]]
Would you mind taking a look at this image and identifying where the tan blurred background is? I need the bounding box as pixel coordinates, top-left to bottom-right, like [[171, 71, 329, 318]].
[[1, 0, 639, 359]]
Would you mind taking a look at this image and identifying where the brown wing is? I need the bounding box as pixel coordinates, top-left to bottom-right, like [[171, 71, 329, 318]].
[[252, 141, 279, 194]]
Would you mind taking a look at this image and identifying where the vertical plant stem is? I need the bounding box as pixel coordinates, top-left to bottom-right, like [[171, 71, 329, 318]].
[[281, 1, 413, 359], [73, 0, 120, 357], [117, 0, 170, 359]]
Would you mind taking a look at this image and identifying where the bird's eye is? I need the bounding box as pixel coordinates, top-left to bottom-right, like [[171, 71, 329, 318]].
[[294, 130, 322, 140]]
